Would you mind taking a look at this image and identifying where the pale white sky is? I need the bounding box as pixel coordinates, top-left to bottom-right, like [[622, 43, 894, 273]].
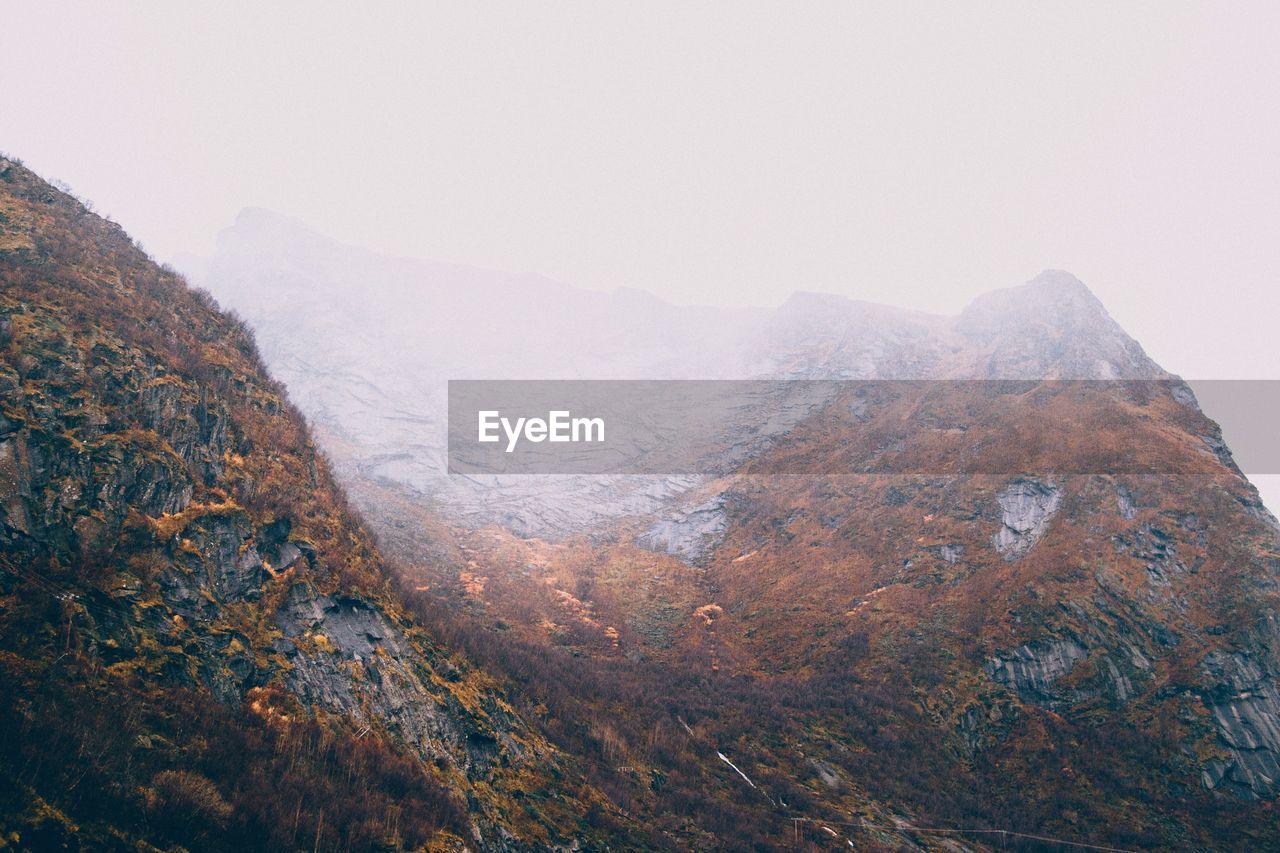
[[2, 1, 1278, 381]]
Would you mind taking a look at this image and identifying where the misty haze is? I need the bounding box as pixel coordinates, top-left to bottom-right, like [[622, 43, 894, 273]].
[[3, 4, 1280, 851]]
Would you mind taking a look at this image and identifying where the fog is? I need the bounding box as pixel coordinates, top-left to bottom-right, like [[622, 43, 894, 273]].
[[3, 2, 1277, 505]]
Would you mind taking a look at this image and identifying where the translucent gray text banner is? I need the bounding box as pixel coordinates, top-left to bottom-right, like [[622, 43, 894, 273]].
[[446, 380, 1280, 476]]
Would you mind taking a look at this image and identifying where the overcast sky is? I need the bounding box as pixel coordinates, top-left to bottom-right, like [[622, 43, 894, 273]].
[[2, 2, 1278, 383]]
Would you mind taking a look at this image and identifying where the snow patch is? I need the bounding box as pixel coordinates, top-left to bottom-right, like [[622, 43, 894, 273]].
[[717, 751, 756, 788]]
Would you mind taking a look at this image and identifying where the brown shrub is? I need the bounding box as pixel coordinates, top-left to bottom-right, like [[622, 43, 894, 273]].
[[144, 769, 233, 829]]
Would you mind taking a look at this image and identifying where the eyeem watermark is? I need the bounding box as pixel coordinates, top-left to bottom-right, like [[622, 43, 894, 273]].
[[478, 410, 605, 452], [448, 379, 1280, 476]]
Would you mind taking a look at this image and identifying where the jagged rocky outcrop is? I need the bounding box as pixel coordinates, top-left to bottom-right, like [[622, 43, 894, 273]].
[[275, 583, 513, 770], [992, 478, 1061, 560], [1200, 614, 1280, 798], [637, 493, 729, 565], [985, 617, 1155, 711], [986, 638, 1089, 706]]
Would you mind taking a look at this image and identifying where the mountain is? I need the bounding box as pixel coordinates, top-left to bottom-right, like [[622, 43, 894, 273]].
[[189, 212, 1170, 541], [954, 270, 1163, 379], [0, 157, 645, 850], [422, 376, 1280, 847], [188, 207, 1280, 848]]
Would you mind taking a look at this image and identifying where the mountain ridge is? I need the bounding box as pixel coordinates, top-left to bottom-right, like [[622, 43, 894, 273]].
[[188, 207, 1172, 539], [0, 156, 640, 850], [187, 206, 1136, 327]]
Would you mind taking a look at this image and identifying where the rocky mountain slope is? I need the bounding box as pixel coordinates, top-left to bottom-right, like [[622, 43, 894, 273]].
[[0, 157, 644, 851], [184, 208, 1280, 849], [423, 377, 1280, 848]]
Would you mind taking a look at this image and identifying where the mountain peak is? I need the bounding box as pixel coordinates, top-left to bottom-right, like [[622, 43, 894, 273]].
[[232, 205, 310, 230], [1026, 268, 1094, 296], [962, 269, 1105, 318], [222, 206, 334, 248], [213, 207, 356, 281], [956, 271, 1163, 378]]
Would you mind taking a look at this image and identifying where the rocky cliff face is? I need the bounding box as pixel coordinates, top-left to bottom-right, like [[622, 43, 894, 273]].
[[1199, 613, 1280, 797], [991, 478, 1062, 560], [0, 157, 622, 850]]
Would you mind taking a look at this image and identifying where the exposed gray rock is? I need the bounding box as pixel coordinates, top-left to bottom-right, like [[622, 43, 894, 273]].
[[807, 757, 845, 791], [988, 628, 1151, 709], [1115, 484, 1137, 519], [991, 479, 1061, 560], [1200, 434, 1239, 472], [276, 584, 463, 760], [1170, 381, 1199, 408], [636, 493, 728, 565], [278, 585, 407, 658], [1238, 493, 1280, 531], [1100, 655, 1135, 702], [1199, 614, 1280, 798], [272, 541, 305, 571], [0, 420, 193, 561], [1112, 523, 1188, 599], [956, 704, 986, 757], [986, 637, 1087, 706], [193, 515, 267, 602]]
